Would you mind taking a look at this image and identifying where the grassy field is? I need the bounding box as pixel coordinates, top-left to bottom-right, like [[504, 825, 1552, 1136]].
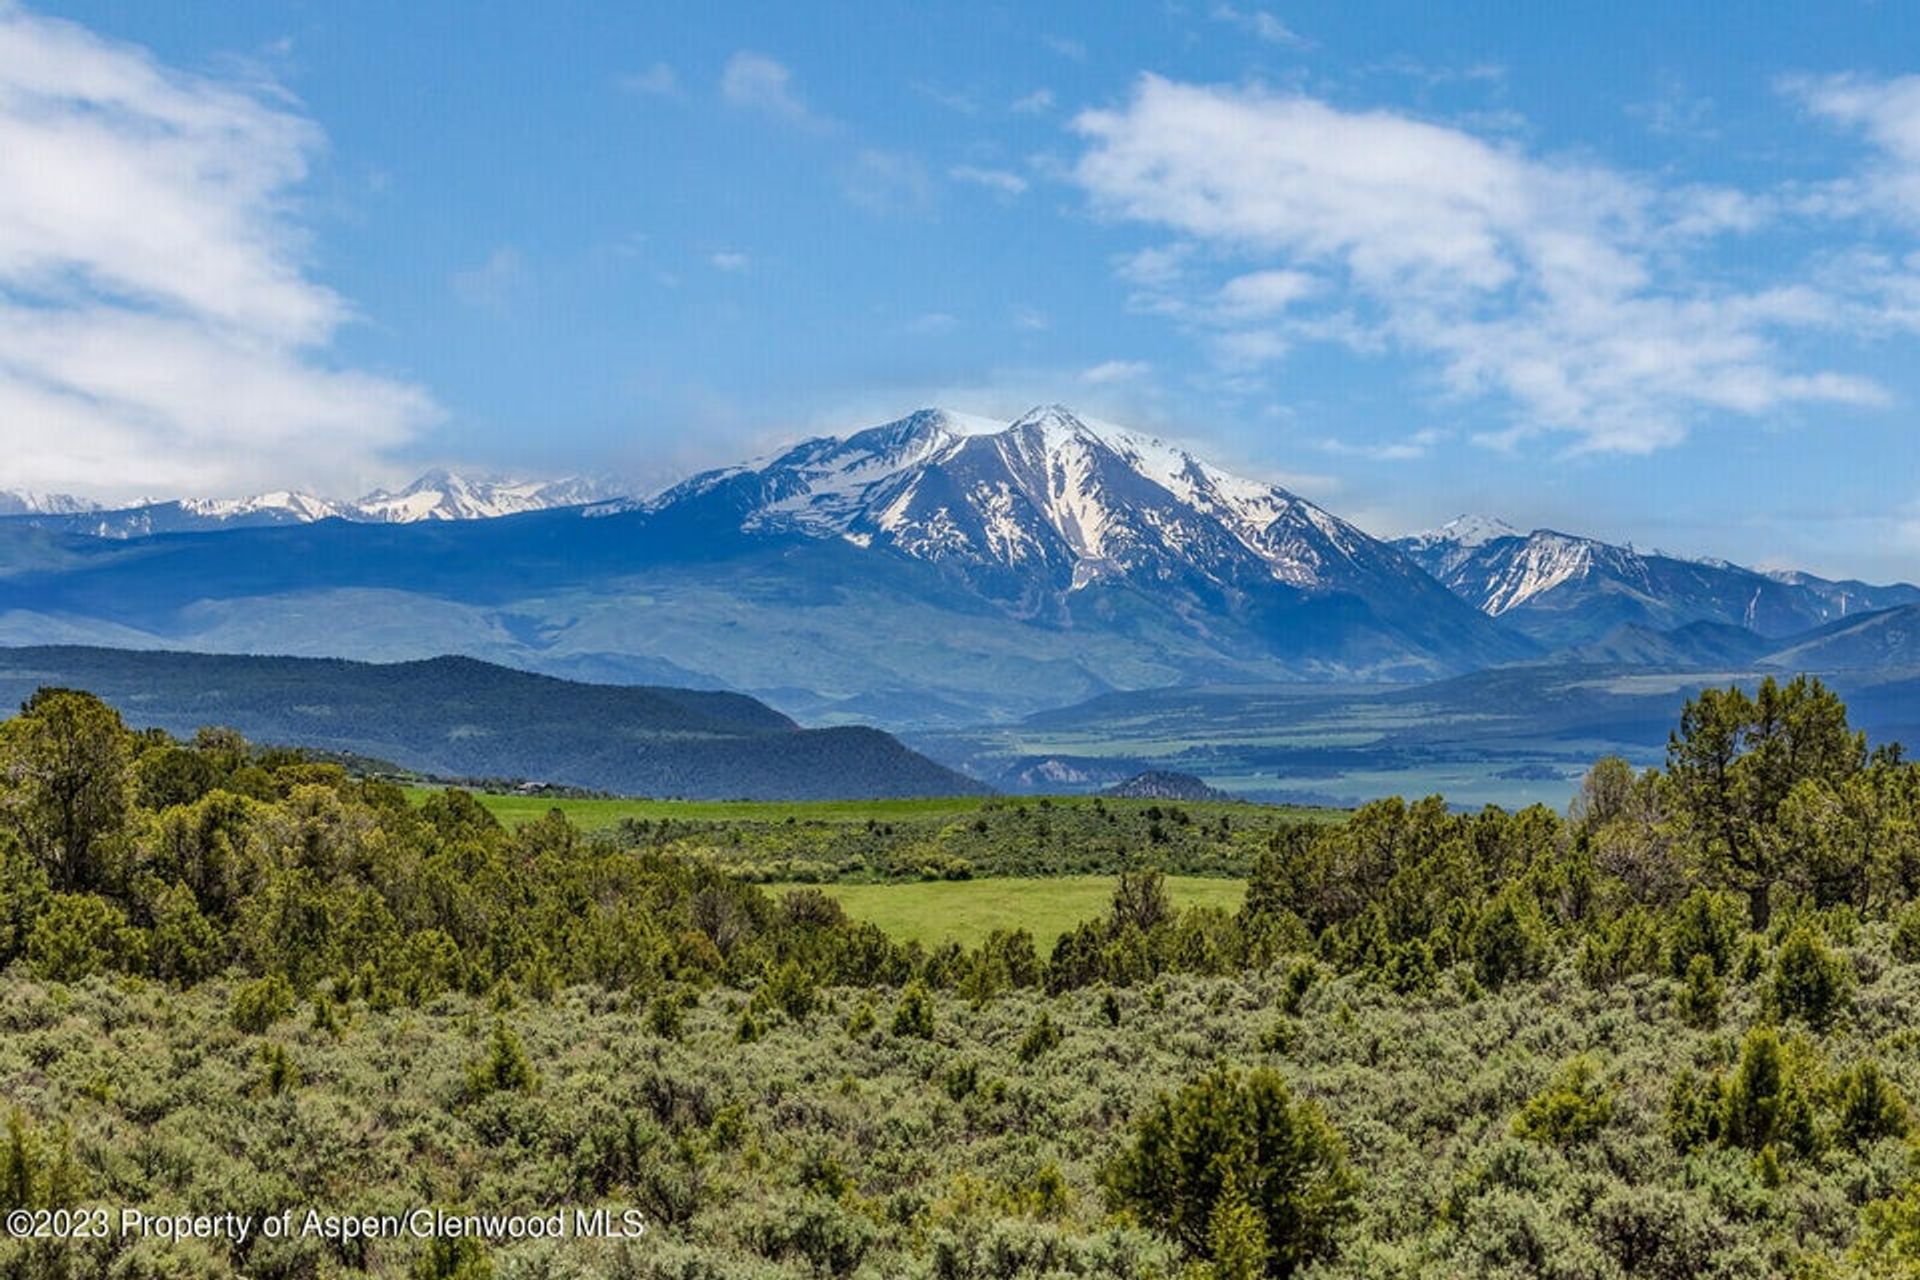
[[772, 874, 1247, 949], [400, 789, 1002, 827], [406, 787, 1342, 831]]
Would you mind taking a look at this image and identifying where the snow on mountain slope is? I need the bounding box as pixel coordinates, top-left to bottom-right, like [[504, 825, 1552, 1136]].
[[1398, 521, 1920, 645], [629, 404, 1527, 676], [353, 470, 621, 522], [1404, 514, 1521, 551], [49, 492, 349, 539], [1393, 515, 1522, 578], [0, 471, 628, 537], [1467, 531, 1648, 617], [647, 403, 1409, 595], [182, 492, 349, 522], [0, 491, 98, 516]]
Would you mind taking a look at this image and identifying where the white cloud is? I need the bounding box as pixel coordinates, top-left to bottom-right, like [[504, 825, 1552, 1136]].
[[1080, 359, 1150, 385], [1072, 74, 1881, 453], [720, 51, 824, 128], [950, 164, 1028, 196], [1319, 427, 1447, 462], [709, 251, 750, 273], [1115, 244, 1192, 289], [0, 4, 437, 500], [1213, 268, 1318, 319], [1211, 5, 1306, 47], [619, 62, 678, 97], [1791, 73, 1920, 221]]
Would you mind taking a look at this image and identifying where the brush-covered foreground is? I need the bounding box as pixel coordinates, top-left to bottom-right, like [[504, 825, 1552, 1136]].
[[8, 947, 1920, 1279], [5, 675, 1920, 1277]]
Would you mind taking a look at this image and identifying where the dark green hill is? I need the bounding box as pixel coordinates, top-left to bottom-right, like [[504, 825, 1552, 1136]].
[[1553, 620, 1773, 667], [1760, 604, 1920, 671], [0, 646, 986, 800]]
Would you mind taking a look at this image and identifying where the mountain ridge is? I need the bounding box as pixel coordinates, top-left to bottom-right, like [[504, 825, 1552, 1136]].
[[1394, 522, 1920, 645], [620, 404, 1530, 674], [0, 404, 1911, 728], [0, 471, 630, 538], [0, 646, 983, 800]]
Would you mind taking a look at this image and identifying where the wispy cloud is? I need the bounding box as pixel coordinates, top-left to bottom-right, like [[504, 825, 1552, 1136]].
[[912, 82, 978, 116], [1081, 359, 1151, 385], [709, 251, 750, 273], [1627, 74, 1718, 142], [1010, 88, 1055, 116], [1789, 73, 1920, 222], [1212, 269, 1319, 320], [450, 246, 526, 311], [1319, 428, 1448, 461], [720, 51, 826, 128], [0, 4, 437, 500], [1210, 4, 1307, 47], [1009, 304, 1050, 332], [950, 164, 1028, 196], [907, 311, 957, 335], [1072, 74, 1883, 454], [843, 149, 932, 215], [618, 62, 678, 97]]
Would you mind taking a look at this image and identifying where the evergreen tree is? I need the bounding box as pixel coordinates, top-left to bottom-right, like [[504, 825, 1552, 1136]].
[[1107, 1065, 1357, 1276]]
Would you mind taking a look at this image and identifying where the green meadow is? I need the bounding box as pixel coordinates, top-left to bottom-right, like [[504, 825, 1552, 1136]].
[[771, 873, 1248, 949], [403, 788, 1001, 828], [413, 787, 1339, 830]]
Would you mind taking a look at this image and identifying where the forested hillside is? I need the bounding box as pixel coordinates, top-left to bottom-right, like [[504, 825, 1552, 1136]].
[[3, 677, 1920, 1275], [0, 648, 983, 799]]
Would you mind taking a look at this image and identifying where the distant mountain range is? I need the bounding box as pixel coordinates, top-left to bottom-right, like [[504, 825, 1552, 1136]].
[[0, 647, 979, 800], [0, 470, 629, 537], [0, 491, 97, 517], [0, 406, 1912, 738], [1394, 516, 1920, 646]]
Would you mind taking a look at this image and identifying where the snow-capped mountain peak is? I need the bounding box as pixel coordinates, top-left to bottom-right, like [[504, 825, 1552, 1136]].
[[1405, 514, 1521, 550], [1471, 530, 1630, 616], [1394, 516, 1920, 647], [636, 404, 1444, 607], [0, 490, 99, 517], [351, 470, 616, 523], [612, 402, 1525, 678], [0, 470, 628, 538], [179, 491, 347, 522]]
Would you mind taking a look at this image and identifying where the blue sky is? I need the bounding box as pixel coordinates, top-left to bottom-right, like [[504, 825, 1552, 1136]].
[[5, 1, 1920, 579]]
